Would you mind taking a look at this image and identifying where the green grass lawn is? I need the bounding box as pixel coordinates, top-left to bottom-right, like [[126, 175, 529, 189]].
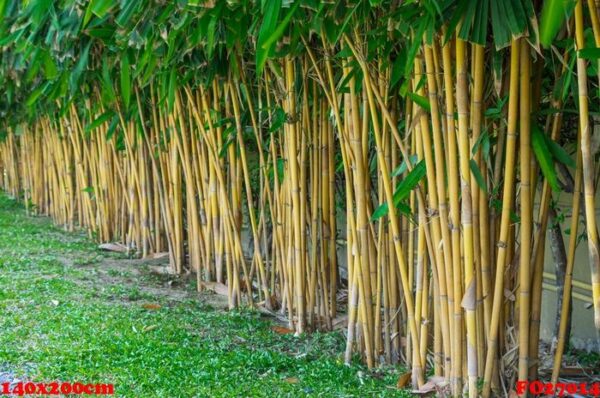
[[0, 194, 410, 397]]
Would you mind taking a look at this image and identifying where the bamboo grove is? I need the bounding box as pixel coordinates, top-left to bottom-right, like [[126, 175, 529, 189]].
[[0, 0, 599, 395]]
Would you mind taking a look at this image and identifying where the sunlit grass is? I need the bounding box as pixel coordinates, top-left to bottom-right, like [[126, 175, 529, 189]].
[[0, 194, 410, 397]]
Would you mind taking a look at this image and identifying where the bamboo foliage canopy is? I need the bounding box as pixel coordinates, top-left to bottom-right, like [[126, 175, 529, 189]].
[[0, 0, 599, 396]]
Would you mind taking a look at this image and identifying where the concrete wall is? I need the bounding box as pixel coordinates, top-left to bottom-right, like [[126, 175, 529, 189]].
[[540, 191, 600, 352]]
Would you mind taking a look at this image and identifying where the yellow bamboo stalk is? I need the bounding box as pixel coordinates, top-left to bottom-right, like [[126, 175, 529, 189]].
[[574, 0, 600, 330], [482, 38, 521, 398], [344, 35, 425, 387], [517, 42, 532, 385], [456, 37, 478, 398]]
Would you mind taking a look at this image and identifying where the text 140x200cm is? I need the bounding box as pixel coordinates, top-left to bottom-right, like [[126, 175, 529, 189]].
[[1, 381, 114, 396]]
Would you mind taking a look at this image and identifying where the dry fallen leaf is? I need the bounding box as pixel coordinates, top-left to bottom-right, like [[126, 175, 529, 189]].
[[142, 303, 161, 310], [200, 282, 229, 296], [271, 325, 295, 335], [397, 372, 412, 388], [332, 315, 348, 330], [143, 325, 158, 332], [411, 376, 446, 395], [284, 377, 299, 384], [411, 382, 435, 395], [98, 242, 128, 253], [357, 371, 365, 385], [504, 288, 516, 301], [148, 265, 173, 275], [149, 252, 169, 259], [268, 295, 279, 310]]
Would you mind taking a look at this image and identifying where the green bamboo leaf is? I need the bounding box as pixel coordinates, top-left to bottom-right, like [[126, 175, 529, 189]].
[[458, 0, 478, 42], [404, 17, 428, 78], [469, 159, 487, 193], [472, 0, 490, 44], [522, 0, 540, 50], [268, 158, 285, 185], [256, 0, 282, 76], [141, 56, 157, 86], [30, 0, 52, 28], [85, 110, 115, 133], [322, 17, 338, 44], [120, 53, 131, 109], [269, 108, 287, 133], [261, 1, 300, 50], [337, 63, 359, 93], [371, 202, 390, 220], [489, 0, 509, 49], [70, 41, 91, 91], [444, 0, 469, 44], [391, 154, 418, 177], [407, 92, 430, 112], [101, 57, 116, 103], [105, 114, 120, 141], [490, 0, 532, 49], [484, 95, 508, 118], [579, 47, 600, 59], [392, 159, 426, 205], [48, 73, 68, 101], [331, 3, 359, 45], [206, 12, 218, 60], [83, 6, 94, 28], [371, 201, 412, 220], [531, 124, 560, 191], [42, 50, 58, 80], [218, 127, 236, 158], [372, 160, 425, 220], [505, 0, 527, 37], [472, 131, 491, 158], [204, 3, 225, 60], [25, 50, 42, 83], [25, 84, 46, 107], [168, 68, 176, 112], [84, 0, 114, 27], [116, 0, 141, 28], [85, 27, 114, 41], [371, 202, 413, 220], [557, 53, 576, 101], [543, 135, 575, 168], [539, 0, 576, 48], [0, 28, 25, 46], [390, 53, 405, 89], [92, 0, 114, 17]]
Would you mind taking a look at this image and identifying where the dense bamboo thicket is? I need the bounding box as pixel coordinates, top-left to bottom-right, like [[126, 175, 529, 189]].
[[0, 0, 599, 395]]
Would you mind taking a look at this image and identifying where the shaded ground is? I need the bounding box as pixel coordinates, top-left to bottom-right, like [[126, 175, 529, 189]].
[[0, 194, 410, 397]]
